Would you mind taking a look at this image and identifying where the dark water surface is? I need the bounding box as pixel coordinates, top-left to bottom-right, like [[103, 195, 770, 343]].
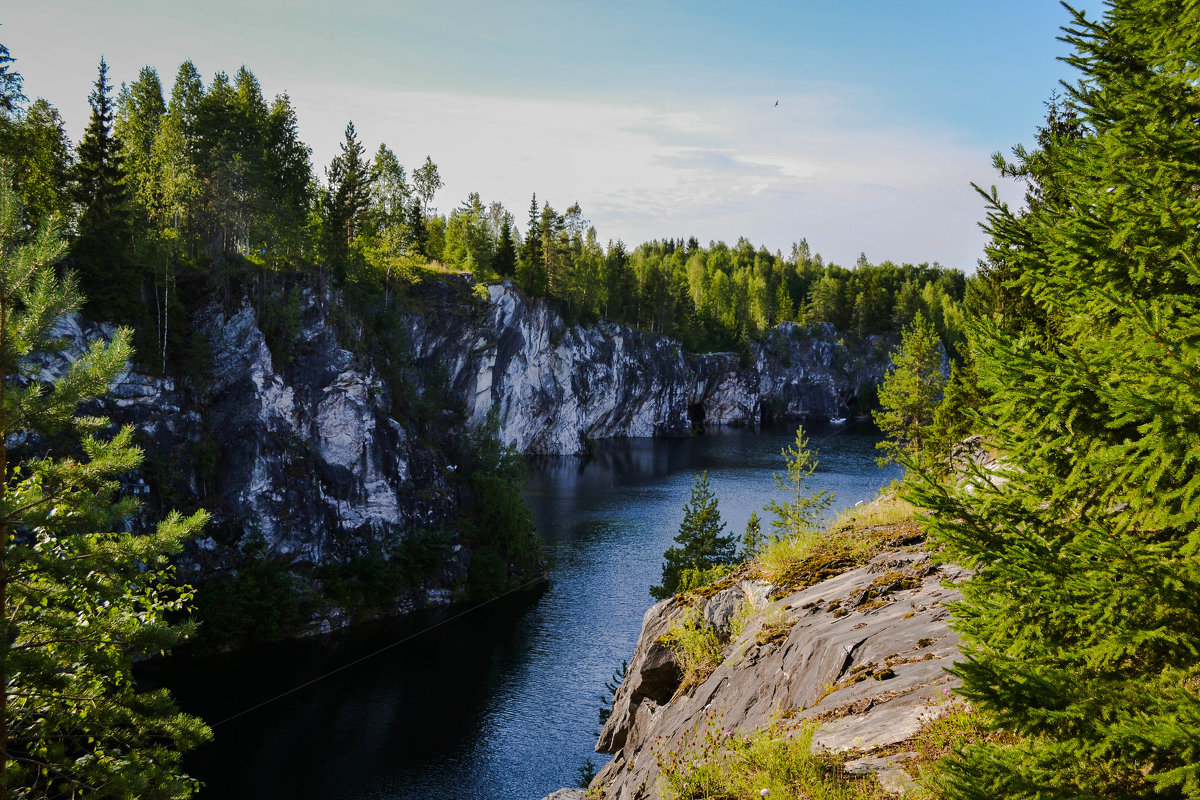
[[157, 423, 899, 800]]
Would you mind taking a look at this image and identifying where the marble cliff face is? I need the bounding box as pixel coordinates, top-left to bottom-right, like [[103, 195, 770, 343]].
[[45, 277, 892, 623]]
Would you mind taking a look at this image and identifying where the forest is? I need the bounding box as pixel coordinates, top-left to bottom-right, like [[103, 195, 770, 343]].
[[0, 45, 967, 374]]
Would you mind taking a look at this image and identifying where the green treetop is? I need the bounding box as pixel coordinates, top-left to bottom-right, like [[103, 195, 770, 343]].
[[72, 57, 137, 323], [766, 426, 833, 540], [873, 312, 945, 467], [0, 166, 209, 798], [650, 472, 737, 600]]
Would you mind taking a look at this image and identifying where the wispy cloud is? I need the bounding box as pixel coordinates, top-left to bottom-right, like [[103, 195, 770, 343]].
[[290, 82, 995, 268]]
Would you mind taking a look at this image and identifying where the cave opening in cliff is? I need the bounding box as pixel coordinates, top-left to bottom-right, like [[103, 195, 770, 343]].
[[687, 403, 705, 433]]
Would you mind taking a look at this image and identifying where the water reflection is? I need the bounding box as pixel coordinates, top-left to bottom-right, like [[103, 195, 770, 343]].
[[159, 423, 898, 800]]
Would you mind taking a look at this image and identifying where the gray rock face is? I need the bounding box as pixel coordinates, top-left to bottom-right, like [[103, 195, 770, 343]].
[[412, 282, 892, 455], [44, 291, 464, 627], [413, 283, 698, 454], [196, 297, 425, 564], [41, 276, 895, 635], [591, 549, 969, 799], [539, 790, 586, 800]]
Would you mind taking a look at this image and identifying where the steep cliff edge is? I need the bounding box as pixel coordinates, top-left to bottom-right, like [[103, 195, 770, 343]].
[[585, 520, 966, 799], [46, 274, 894, 642], [421, 282, 892, 454]]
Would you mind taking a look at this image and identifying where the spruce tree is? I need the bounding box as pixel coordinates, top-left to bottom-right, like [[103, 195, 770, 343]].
[[0, 166, 209, 797], [321, 121, 372, 280], [73, 57, 138, 323], [909, 3, 1200, 797], [495, 213, 517, 278], [650, 472, 736, 600], [873, 312, 945, 466], [516, 193, 546, 295], [0, 40, 24, 114]]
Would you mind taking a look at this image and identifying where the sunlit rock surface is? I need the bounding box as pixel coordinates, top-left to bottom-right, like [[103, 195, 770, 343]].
[[414, 282, 891, 455], [590, 541, 967, 799]]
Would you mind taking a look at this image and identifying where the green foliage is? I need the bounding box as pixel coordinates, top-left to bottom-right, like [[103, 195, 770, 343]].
[[675, 563, 736, 594], [0, 166, 209, 797], [597, 659, 627, 728], [259, 284, 303, 367], [321, 528, 452, 617], [443, 191, 494, 276], [654, 712, 882, 800], [516, 193, 547, 296], [494, 214, 517, 278], [72, 57, 139, 324], [0, 40, 24, 113], [767, 426, 834, 539], [922, 354, 983, 476], [658, 609, 726, 694], [651, 472, 737, 600], [321, 121, 372, 281], [461, 415, 541, 600], [575, 758, 598, 790], [0, 98, 73, 226], [907, 4, 1200, 798], [873, 313, 946, 466], [741, 510, 765, 558], [192, 535, 308, 647]]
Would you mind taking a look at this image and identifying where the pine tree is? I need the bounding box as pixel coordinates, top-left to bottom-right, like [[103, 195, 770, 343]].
[[0, 166, 210, 798], [766, 426, 833, 539], [517, 193, 546, 295], [741, 511, 765, 558], [650, 472, 736, 600], [909, 3, 1200, 797], [494, 213, 517, 278], [406, 198, 427, 259], [873, 312, 944, 466], [0, 40, 24, 114], [115, 66, 166, 232], [72, 57, 138, 322], [321, 121, 372, 280]]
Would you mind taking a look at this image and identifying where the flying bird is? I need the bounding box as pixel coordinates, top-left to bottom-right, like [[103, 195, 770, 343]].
[[775, 100, 779, 107]]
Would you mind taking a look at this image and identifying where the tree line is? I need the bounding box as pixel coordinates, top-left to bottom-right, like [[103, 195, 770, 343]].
[[1, 48, 967, 376]]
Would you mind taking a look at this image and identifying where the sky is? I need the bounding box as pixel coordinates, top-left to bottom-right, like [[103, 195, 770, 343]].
[[3, 1, 1080, 271]]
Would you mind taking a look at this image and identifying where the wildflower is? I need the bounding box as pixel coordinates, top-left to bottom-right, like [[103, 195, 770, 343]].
[[943, 687, 953, 697], [760, 790, 770, 797]]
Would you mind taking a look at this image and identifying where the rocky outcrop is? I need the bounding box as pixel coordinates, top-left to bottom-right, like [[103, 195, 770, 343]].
[[41, 275, 895, 637], [412, 283, 699, 454], [589, 545, 968, 799], [42, 288, 471, 635], [413, 282, 892, 455]]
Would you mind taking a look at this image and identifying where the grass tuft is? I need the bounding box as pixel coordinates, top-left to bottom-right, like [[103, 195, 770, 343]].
[[655, 711, 884, 800], [659, 610, 727, 696]]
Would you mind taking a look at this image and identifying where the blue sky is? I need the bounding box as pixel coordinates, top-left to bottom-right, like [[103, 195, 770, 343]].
[[4, 1, 1078, 270]]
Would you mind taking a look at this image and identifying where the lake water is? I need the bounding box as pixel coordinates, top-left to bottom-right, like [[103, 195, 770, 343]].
[[157, 422, 899, 800]]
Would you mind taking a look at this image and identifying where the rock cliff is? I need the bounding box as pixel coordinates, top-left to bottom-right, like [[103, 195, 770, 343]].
[[420, 282, 892, 454], [47, 275, 894, 638], [585, 527, 966, 799]]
